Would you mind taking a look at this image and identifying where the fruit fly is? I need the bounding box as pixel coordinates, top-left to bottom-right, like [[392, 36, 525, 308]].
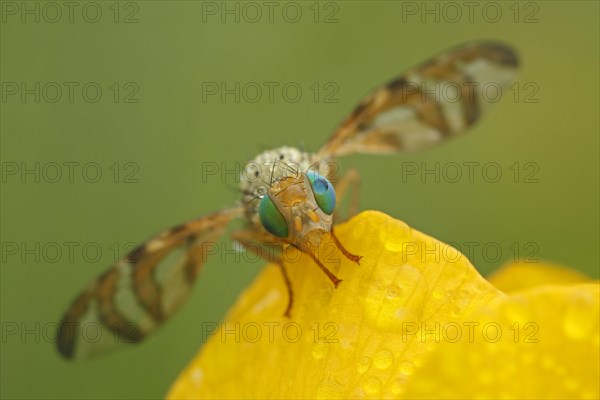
[[57, 41, 518, 359]]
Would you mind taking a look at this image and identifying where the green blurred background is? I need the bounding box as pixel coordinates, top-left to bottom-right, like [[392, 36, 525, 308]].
[[1, 1, 598, 398]]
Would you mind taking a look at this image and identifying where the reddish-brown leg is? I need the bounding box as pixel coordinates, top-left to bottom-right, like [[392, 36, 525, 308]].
[[276, 261, 293, 318], [330, 227, 362, 265], [303, 248, 343, 288]]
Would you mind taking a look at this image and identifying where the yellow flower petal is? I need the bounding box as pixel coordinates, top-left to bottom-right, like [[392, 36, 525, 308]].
[[488, 261, 592, 293], [403, 283, 600, 399], [167, 211, 502, 399]]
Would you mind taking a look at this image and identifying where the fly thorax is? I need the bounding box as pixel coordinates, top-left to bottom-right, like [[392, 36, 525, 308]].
[[240, 146, 326, 224]]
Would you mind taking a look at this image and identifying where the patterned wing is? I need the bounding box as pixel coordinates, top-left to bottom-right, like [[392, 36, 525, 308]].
[[318, 41, 518, 159], [57, 208, 241, 359]]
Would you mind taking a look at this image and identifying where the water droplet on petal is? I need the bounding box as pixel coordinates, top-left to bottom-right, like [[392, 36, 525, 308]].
[[363, 376, 382, 396], [503, 299, 533, 323], [386, 284, 402, 299], [519, 351, 536, 365], [381, 220, 411, 252], [390, 377, 408, 396], [356, 356, 371, 374], [564, 377, 580, 391], [562, 291, 596, 340], [541, 354, 555, 370], [191, 367, 204, 388], [364, 263, 425, 330], [398, 361, 415, 376], [373, 349, 394, 370], [477, 370, 494, 385]]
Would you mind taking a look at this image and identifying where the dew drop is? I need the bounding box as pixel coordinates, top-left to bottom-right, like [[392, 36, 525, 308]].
[[329, 302, 341, 315], [398, 361, 415, 376], [519, 351, 536, 365], [413, 353, 426, 368], [373, 349, 394, 370], [503, 300, 532, 323], [562, 291, 596, 340], [364, 263, 425, 330], [390, 377, 408, 396], [386, 284, 402, 299], [363, 376, 382, 396], [477, 370, 494, 385], [564, 377, 580, 391], [191, 367, 204, 388], [450, 305, 463, 318], [432, 287, 445, 300], [382, 220, 410, 252], [356, 356, 371, 374], [541, 354, 555, 370]]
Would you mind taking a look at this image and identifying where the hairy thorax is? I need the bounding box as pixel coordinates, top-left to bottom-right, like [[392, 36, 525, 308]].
[[240, 146, 322, 225]]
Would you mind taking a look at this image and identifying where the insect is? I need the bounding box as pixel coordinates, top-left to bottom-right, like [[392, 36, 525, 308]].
[[57, 41, 518, 359]]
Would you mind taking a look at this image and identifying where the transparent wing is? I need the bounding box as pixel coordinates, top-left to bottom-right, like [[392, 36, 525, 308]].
[[318, 41, 518, 159], [57, 207, 242, 359]]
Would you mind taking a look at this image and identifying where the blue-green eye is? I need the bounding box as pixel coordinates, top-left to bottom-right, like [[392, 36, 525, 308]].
[[307, 172, 336, 215], [258, 195, 289, 238]]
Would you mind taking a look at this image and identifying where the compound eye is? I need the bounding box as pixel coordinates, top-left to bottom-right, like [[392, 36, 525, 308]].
[[258, 195, 289, 238], [306, 171, 336, 215]]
